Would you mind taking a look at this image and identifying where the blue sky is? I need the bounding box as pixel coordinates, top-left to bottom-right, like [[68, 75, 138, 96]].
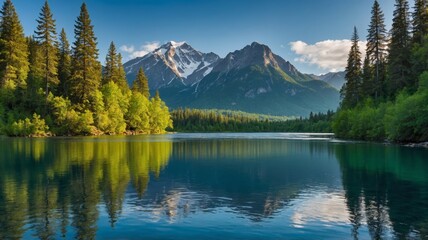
[[14, 0, 395, 74]]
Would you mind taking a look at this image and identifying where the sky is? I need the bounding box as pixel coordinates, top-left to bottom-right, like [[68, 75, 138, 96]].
[[14, 0, 395, 74]]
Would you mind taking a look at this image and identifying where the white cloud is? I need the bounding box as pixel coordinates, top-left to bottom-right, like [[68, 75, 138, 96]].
[[290, 39, 366, 72], [120, 41, 161, 60]]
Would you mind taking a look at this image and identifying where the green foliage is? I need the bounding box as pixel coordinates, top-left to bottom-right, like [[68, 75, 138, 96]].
[[132, 67, 150, 98], [388, 0, 413, 96], [126, 91, 150, 133], [0, 0, 29, 89], [34, 0, 58, 97], [341, 27, 363, 108], [103, 42, 128, 92], [100, 81, 127, 134], [149, 91, 172, 134], [57, 28, 71, 97], [385, 90, 428, 142], [333, 101, 386, 141], [171, 108, 334, 133], [69, 3, 102, 108], [5, 113, 49, 137], [47, 94, 95, 135]]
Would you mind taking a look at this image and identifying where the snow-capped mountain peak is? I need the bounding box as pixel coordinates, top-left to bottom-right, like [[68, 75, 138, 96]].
[[124, 41, 220, 89]]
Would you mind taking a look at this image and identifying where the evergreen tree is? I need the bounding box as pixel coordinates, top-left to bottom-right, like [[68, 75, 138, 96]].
[[34, 0, 58, 97], [361, 56, 373, 99], [366, 0, 388, 99], [57, 28, 71, 97], [388, 0, 412, 96], [103, 41, 118, 85], [132, 67, 149, 98], [0, 0, 29, 89], [70, 3, 102, 108], [26, 37, 44, 108], [102, 42, 128, 92], [341, 27, 363, 108], [116, 53, 129, 92], [412, 0, 428, 44]]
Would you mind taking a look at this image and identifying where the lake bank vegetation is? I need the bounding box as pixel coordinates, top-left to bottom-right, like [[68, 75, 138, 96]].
[[170, 108, 334, 133], [334, 0, 428, 143], [0, 0, 172, 137]]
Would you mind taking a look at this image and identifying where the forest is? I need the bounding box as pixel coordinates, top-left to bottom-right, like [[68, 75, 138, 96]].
[[334, 0, 428, 143], [0, 0, 172, 136], [170, 108, 334, 133]]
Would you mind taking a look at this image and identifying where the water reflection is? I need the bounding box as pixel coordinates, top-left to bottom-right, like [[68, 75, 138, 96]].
[[0, 135, 427, 239], [0, 136, 172, 239], [335, 143, 428, 239]]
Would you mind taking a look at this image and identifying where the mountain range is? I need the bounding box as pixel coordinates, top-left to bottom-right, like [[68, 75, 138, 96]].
[[124, 41, 341, 116]]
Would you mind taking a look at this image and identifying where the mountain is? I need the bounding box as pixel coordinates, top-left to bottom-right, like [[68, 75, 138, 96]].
[[310, 71, 346, 90], [123, 41, 220, 89], [124, 42, 340, 116]]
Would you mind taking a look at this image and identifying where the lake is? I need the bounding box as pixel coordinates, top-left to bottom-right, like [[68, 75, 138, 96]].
[[0, 133, 427, 239]]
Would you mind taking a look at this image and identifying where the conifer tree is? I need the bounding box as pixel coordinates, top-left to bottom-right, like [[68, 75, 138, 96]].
[[0, 0, 29, 89], [57, 28, 71, 97], [132, 67, 150, 98], [361, 56, 373, 99], [102, 42, 128, 92], [70, 3, 101, 107], [26, 37, 44, 107], [103, 42, 118, 85], [412, 0, 428, 44], [34, 0, 58, 97], [366, 0, 388, 99], [116, 53, 129, 92], [341, 27, 362, 108], [388, 0, 412, 96]]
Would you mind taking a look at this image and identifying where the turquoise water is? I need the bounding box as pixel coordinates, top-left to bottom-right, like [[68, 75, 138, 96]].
[[0, 133, 427, 239]]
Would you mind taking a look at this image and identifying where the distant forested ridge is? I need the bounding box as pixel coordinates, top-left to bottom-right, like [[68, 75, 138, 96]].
[[170, 108, 334, 133], [335, 0, 428, 143], [0, 0, 171, 136]]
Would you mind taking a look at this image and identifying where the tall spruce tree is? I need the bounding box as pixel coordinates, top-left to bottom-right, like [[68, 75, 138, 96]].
[[412, 0, 428, 44], [341, 27, 363, 108], [132, 67, 150, 98], [70, 3, 101, 108], [34, 0, 58, 97], [366, 0, 388, 99], [102, 42, 128, 92], [388, 0, 412, 96], [103, 42, 118, 85], [361, 56, 373, 99], [116, 53, 129, 92], [0, 0, 29, 89], [26, 37, 44, 108], [57, 28, 71, 97]]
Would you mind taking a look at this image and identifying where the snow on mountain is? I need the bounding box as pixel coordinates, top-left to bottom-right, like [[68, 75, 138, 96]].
[[123, 41, 220, 89]]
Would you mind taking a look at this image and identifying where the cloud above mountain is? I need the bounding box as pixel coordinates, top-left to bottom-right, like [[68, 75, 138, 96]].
[[290, 40, 366, 72], [120, 41, 161, 60]]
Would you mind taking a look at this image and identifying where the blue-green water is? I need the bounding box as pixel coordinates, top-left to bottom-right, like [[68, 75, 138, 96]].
[[0, 133, 428, 239]]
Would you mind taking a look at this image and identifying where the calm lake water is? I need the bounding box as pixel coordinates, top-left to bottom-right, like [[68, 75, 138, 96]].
[[0, 133, 428, 239]]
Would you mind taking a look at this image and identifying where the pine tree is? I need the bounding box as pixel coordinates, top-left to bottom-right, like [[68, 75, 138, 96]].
[[0, 0, 29, 89], [102, 42, 128, 92], [366, 0, 388, 99], [412, 0, 428, 44], [388, 0, 412, 96], [341, 27, 363, 108], [361, 56, 373, 99], [132, 67, 149, 98], [26, 37, 44, 108], [34, 0, 58, 97], [70, 3, 102, 108], [57, 28, 71, 97], [103, 41, 118, 85], [116, 53, 129, 92]]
